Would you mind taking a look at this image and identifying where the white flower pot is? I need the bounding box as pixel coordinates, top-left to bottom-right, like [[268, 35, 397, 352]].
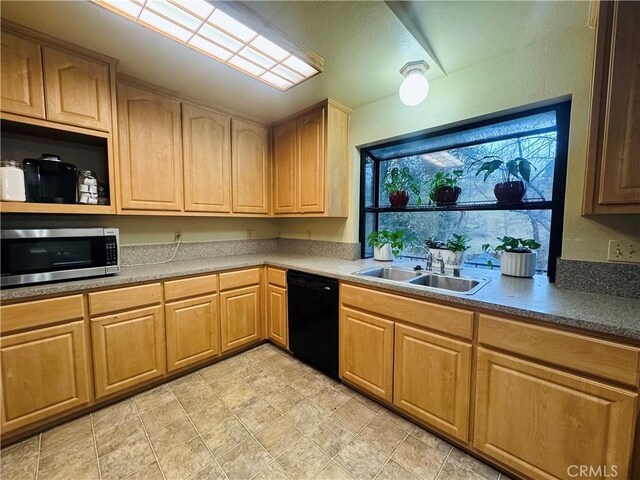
[[500, 252, 536, 277], [431, 248, 464, 272], [374, 244, 394, 261]]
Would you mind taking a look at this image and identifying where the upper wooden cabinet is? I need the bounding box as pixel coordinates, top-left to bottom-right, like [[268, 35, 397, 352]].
[[117, 81, 183, 212], [231, 119, 270, 215], [182, 103, 231, 213], [272, 100, 350, 217], [43, 47, 112, 131], [584, 0, 640, 214], [0, 31, 45, 118]]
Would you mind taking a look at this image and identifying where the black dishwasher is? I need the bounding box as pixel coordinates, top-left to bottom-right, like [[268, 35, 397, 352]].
[[287, 270, 339, 378]]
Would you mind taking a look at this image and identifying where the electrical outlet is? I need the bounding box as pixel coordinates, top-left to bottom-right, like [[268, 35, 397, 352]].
[[174, 231, 182, 243], [306, 229, 312, 240], [247, 229, 253, 238], [607, 240, 640, 263]]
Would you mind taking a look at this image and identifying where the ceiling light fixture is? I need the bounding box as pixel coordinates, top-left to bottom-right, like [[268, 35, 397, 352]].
[[399, 61, 430, 107], [91, 0, 322, 91]]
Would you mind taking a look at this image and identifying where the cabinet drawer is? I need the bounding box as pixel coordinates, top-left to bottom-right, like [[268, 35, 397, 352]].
[[89, 283, 162, 316], [164, 274, 218, 302], [1, 295, 84, 334], [267, 267, 286, 287], [219, 268, 260, 291], [478, 314, 640, 387], [341, 284, 473, 340]]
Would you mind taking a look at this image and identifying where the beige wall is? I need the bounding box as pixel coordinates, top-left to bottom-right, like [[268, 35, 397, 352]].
[[279, 25, 639, 261]]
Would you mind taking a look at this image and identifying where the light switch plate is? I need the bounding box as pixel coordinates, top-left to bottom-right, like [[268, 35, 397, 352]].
[[607, 240, 640, 263]]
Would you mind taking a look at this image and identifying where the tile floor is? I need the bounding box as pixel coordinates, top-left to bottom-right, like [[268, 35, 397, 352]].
[[1, 344, 510, 480]]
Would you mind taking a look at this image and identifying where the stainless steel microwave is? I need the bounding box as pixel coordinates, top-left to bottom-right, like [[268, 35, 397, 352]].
[[1, 228, 120, 287]]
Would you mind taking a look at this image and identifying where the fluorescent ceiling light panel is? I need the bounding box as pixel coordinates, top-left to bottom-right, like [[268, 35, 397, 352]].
[[91, 0, 321, 90]]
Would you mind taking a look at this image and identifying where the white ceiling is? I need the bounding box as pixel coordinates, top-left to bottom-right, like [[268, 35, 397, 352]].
[[0, 1, 591, 123]]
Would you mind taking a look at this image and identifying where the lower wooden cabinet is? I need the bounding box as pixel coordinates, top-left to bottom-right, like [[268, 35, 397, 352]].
[[339, 306, 394, 402], [165, 294, 219, 372], [473, 348, 637, 480], [393, 323, 471, 441], [91, 305, 166, 399], [267, 284, 287, 347], [220, 285, 261, 352], [1, 321, 91, 432]]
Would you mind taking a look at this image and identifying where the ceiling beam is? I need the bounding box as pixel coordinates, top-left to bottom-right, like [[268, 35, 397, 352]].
[[384, 1, 447, 75]]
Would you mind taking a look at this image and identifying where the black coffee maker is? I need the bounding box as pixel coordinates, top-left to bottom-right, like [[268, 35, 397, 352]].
[[23, 154, 77, 204]]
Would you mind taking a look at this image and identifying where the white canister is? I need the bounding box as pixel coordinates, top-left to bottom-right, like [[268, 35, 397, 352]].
[[374, 244, 394, 261], [0, 160, 26, 202], [500, 251, 537, 277]]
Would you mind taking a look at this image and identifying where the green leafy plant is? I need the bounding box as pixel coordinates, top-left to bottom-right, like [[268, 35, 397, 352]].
[[425, 238, 447, 249], [482, 236, 541, 267], [367, 230, 412, 257], [446, 234, 472, 253], [382, 167, 422, 206], [426, 170, 463, 203], [470, 156, 534, 183]]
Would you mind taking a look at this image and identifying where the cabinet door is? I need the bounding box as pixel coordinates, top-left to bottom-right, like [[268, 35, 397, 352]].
[[474, 348, 637, 480], [91, 305, 166, 399], [1, 321, 91, 432], [0, 32, 45, 118], [220, 285, 261, 352], [339, 306, 394, 401], [393, 324, 471, 441], [296, 108, 325, 213], [117, 82, 183, 211], [182, 103, 231, 213], [231, 119, 269, 214], [165, 294, 220, 372], [43, 47, 111, 131], [267, 284, 287, 347], [272, 120, 297, 214], [597, 1, 640, 206]]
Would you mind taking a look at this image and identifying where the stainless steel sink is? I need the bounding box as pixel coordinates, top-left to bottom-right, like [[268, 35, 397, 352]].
[[353, 266, 489, 294], [354, 267, 422, 281], [407, 274, 487, 294]]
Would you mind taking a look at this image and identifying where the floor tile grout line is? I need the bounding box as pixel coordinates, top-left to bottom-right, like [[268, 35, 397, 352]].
[[89, 411, 103, 480], [131, 394, 168, 480], [34, 434, 42, 480], [371, 429, 411, 480]]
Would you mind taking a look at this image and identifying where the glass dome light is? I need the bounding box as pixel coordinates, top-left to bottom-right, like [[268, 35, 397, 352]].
[[399, 61, 430, 107]]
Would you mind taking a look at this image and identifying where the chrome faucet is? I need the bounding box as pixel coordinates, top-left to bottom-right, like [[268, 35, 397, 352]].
[[435, 257, 446, 274], [424, 250, 433, 271]]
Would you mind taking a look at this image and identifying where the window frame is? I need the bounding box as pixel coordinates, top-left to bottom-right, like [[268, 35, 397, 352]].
[[358, 101, 571, 281]]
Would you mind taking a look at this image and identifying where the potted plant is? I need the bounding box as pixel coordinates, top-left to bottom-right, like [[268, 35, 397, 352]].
[[471, 156, 534, 204], [368, 230, 409, 261], [426, 234, 470, 270], [482, 236, 541, 277], [382, 167, 422, 207], [426, 170, 463, 205]]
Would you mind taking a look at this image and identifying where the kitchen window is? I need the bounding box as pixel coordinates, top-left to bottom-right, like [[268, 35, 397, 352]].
[[359, 101, 570, 280]]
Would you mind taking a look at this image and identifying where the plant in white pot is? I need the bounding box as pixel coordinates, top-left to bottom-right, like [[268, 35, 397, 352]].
[[368, 230, 409, 261], [425, 234, 471, 271], [483, 236, 541, 278]]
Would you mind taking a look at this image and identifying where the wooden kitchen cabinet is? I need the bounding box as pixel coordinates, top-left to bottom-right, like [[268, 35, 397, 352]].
[[393, 323, 471, 442], [1, 321, 92, 433], [339, 305, 394, 402], [89, 283, 166, 398], [164, 274, 220, 372], [117, 81, 183, 212], [182, 103, 231, 213], [272, 100, 350, 217], [584, 0, 640, 214], [0, 31, 45, 118], [219, 269, 262, 351], [266, 268, 288, 347], [43, 47, 112, 131], [473, 347, 637, 480], [231, 119, 269, 215]]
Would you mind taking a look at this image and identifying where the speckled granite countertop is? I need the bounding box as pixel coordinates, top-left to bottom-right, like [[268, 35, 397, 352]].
[[2, 254, 639, 341]]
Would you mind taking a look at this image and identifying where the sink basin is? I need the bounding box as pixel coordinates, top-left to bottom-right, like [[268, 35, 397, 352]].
[[354, 267, 422, 281], [408, 274, 488, 294], [353, 266, 489, 294]]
